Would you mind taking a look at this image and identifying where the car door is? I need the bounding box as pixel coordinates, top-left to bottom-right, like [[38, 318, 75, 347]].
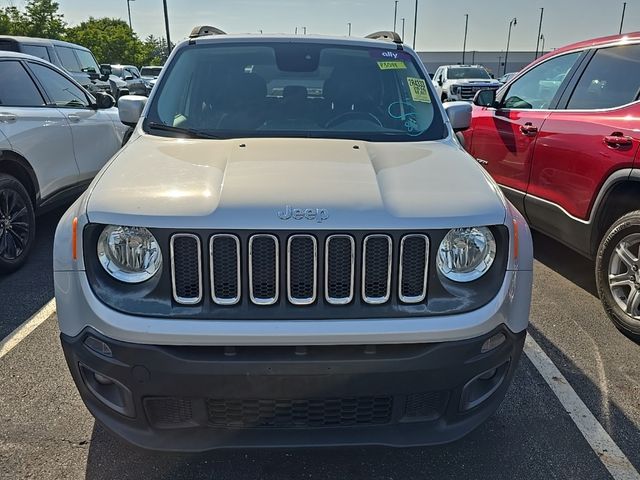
[[527, 43, 640, 225], [26, 61, 122, 182], [467, 51, 584, 202], [0, 59, 78, 200], [125, 67, 146, 95]]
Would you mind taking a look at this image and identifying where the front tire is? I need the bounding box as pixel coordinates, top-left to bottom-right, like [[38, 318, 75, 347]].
[[0, 174, 36, 273], [596, 210, 640, 341]]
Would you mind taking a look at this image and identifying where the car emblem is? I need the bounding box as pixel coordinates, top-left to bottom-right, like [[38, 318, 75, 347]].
[[277, 205, 329, 223]]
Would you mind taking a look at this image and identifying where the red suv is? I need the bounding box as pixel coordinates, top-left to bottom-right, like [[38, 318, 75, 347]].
[[463, 32, 640, 340]]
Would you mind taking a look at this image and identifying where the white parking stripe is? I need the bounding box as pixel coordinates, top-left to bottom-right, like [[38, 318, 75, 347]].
[[0, 298, 56, 360], [525, 334, 640, 480]]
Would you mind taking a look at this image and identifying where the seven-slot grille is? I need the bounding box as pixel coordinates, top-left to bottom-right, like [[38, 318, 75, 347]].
[[459, 85, 499, 100], [169, 233, 430, 306]]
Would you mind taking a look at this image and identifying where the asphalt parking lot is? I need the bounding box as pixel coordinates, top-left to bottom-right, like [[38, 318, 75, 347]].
[[1, 207, 639, 480]]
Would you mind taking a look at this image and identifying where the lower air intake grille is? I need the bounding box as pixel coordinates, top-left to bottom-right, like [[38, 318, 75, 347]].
[[206, 397, 393, 429], [145, 397, 194, 428], [170, 234, 202, 304]]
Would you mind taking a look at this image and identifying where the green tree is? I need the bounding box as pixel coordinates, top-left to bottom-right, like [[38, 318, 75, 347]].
[[65, 17, 140, 65], [23, 0, 66, 39], [0, 6, 28, 36]]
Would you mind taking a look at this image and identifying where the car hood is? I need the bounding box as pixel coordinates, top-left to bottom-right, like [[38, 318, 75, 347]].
[[86, 135, 506, 230]]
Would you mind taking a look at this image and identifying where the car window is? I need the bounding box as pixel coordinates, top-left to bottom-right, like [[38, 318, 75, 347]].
[[141, 67, 162, 77], [29, 62, 90, 108], [0, 61, 44, 107], [21, 44, 50, 62], [128, 67, 141, 78], [56, 46, 81, 72], [448, 68, 490, 80], [147, 42, 445, 142], [74, 49, 100, 74], [566, 44, 640, 110], [502, 52, 581, 109]]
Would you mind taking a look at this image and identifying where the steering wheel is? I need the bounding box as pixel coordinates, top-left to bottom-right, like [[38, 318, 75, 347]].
[[325, 111, 383, 128]]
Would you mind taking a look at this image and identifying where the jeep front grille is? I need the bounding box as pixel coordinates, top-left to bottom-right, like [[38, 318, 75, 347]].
[[169, 232, 430, 306]]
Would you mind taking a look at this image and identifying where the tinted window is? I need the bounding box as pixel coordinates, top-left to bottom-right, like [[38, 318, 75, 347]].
[[141, 67, 162, 77], [22, 44, 50, 62], [0, 61, 44, 106], [448, 68, 490, 80], [74, 49, 100, 74], [127, 67, 141, 78], [567, 44, 640, 110], [147, 43, 445, 142], [56, 46, 81, 72], [29, 63, 89, 108], [503, 52, 581, 109]]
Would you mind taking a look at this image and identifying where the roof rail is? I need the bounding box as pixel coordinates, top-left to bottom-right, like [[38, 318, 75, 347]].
[[365, 31, 402, 44], [189, 25, 227, 38]]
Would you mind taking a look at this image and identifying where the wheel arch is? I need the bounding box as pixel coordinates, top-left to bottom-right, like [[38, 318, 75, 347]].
[[590, 172, 640, 256], [0, 150, 40, 207]]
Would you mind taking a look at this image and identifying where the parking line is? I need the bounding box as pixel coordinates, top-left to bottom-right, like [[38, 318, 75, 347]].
[[0, 298, 56, 360], [524, 334, 640, 480]]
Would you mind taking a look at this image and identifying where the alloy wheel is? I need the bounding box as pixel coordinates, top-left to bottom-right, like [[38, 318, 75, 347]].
[[0, 187, 31, 261], [608, 233, 640, 319]]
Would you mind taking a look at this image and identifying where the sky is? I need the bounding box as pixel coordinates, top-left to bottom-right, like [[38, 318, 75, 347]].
[[4, 0, 640, 52]]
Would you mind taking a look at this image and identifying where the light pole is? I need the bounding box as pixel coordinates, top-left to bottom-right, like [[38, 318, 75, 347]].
[[347, 22, 352, 36], [401, 17, 405, 39], [540, 34, 546, 55], [412, 0, 418, 49], [162, 0, 171, 56], [534, 8, 544, 59], [462, 14, 469, 64], [126, 0, 135, 31], [303, 26, 307, 35], [620, 2, 627, 34], [504, 17, 517, 75], [393, 0, 398, 32]]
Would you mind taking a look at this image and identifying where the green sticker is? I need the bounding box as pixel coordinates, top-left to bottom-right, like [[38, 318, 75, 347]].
[[407, 77, 431, 103], [377, 61, 406, 70]]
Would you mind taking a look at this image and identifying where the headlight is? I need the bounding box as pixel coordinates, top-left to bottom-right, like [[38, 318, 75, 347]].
[[97, 225, 162, 283], [450, 85, 460, 94], [436, 227, 496, 282]]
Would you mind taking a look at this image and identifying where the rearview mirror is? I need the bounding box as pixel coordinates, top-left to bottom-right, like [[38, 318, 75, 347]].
[[474, 89, 497, 108], [443, 101, 472, 132], [93, 92, 115, 110], [118, 95, 147, 127]]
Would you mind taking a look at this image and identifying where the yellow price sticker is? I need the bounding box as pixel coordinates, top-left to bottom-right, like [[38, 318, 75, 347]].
[[407, 77, 431, 103], [377, 61, 406, 70]]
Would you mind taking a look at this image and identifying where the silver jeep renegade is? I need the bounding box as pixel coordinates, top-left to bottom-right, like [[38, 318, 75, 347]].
[[54, 27, 533, 451]]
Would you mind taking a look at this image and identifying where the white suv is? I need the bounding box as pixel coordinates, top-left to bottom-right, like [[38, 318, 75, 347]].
[[54, 29, 533, 451], [0, 52, 126, 272], [433, 65, 501, 102]]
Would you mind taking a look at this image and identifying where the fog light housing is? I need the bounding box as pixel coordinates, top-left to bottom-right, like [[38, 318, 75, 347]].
[[84, 336, 113, 357], [78, 364, 134, 417], [481, 332, 506, 353], [460, 361, 510, 411]]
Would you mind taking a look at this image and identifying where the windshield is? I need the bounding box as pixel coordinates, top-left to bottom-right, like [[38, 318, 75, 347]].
[[448, 67, 491, 80], [145, 42, 445, 142], [141, 67, 162, 77]]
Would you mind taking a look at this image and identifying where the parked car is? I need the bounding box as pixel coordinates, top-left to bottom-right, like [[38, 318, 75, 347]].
[[432, 64, 501, 102], [0, 51, 127, 272], [54, 27, 533, 451], [0, 36, 130, 101], [463, 31, 640, 340], [140, 65, 163, 94], [108, 64, 147, 96], [498, 72, 517, 84]]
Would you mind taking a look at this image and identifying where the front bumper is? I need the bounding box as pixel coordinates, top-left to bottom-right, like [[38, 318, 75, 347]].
[[61, 325, 525, 451]]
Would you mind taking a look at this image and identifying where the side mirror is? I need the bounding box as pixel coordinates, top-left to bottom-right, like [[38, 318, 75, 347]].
[[124, 74, 134, 81], [438, 79, 443, 87], [118, 95, 147, 127], [93, 92, 115, 110], [474, 89, 497, 108], [99, 63, 112, 81], [443, 101, 472, 132]]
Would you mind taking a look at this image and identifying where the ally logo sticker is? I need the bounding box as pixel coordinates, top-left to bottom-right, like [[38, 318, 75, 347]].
[[378, 61, 406, 70], [407, 77, 431, 103]]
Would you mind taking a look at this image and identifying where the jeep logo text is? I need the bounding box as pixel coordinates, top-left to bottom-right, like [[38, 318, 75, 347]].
[[277, 205, 329, 223]]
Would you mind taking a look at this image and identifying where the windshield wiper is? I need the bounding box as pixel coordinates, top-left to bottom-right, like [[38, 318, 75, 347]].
[[146, 122, 222, 139]]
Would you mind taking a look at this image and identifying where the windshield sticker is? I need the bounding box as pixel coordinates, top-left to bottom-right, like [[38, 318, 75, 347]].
[[407, 77, 431, 103], [369, 50, 412, 60], [377, 61, 406, 70]]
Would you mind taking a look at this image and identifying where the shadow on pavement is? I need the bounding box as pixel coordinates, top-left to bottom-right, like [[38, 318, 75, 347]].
[[82, 353, 617, 480], [531, 231, 598, 298], [0, 205, 69, 340]]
